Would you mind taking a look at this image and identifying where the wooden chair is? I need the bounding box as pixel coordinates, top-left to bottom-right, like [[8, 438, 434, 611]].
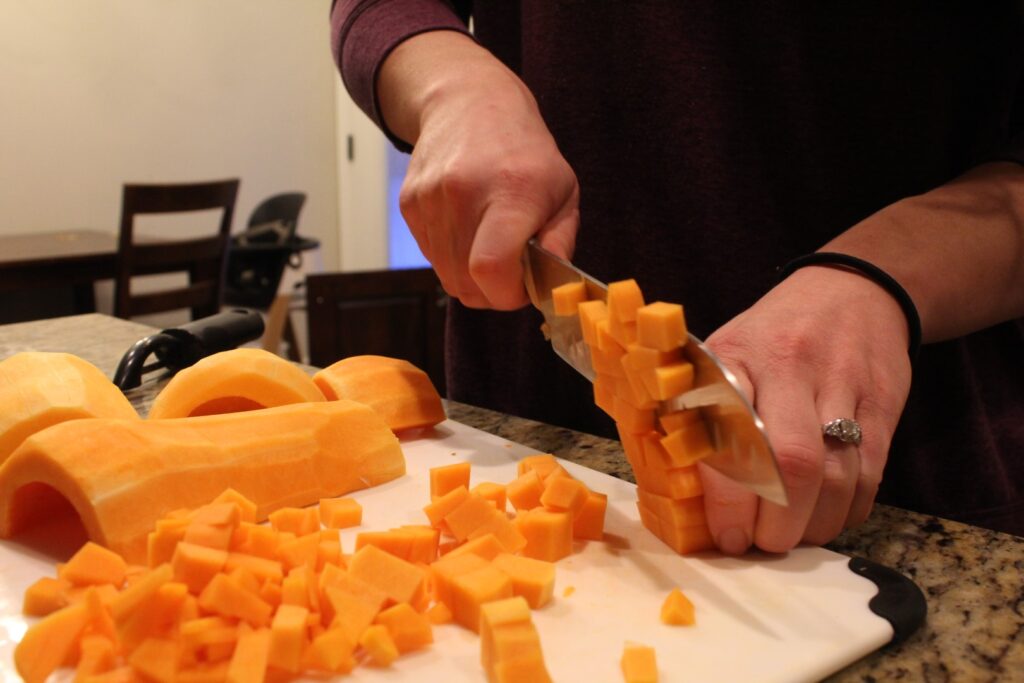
[[306, 268, 447, 394], [113, 179, 240, 320]]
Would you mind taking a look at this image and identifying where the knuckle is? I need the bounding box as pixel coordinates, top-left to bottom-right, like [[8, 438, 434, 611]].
[[773, 440, 823, 492]]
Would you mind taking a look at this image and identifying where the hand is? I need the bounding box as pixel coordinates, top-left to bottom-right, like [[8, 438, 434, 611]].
[[385, 35, 579, 310], [701, 265, 912, 554]]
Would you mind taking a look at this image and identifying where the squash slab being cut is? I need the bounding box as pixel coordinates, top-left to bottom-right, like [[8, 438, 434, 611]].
[[0, 352, 138, 466], [0, 400, 405, 563], [313, 355, 445, 432], [147, 348, 324, 419]]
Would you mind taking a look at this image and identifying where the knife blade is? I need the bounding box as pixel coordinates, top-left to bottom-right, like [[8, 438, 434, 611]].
[[523, 239, 788, 507]]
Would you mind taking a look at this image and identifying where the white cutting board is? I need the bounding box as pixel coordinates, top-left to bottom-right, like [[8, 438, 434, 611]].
[[0, 419, 895, 683]]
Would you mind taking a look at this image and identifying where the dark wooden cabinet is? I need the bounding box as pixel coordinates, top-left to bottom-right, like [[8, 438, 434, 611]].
[[306, 268, 447, 394]]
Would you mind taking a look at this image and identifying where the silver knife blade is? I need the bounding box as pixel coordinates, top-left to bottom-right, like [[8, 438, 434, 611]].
[[523, 239, 788, 507]]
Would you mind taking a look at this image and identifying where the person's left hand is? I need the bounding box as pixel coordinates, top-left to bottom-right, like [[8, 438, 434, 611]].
[[700, 264, 913, 554]]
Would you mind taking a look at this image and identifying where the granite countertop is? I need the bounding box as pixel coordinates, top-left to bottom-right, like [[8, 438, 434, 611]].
[[2, 314, 1021, 681]]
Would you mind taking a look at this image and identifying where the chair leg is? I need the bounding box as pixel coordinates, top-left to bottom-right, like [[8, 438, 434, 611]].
[[261, 294, 291, 358]]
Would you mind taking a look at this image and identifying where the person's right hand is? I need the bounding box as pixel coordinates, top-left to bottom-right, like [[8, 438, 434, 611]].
[[379, 31, 580, 310]]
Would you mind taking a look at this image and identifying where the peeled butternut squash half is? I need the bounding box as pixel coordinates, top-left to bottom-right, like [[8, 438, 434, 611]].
[[147, 348, 324, 419], [0, 400, 405, 563], [0, 352, 138, 466], [313, 355, 446, 432]]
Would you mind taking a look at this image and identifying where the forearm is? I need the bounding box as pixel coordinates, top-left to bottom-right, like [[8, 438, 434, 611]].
[[823, 162, 1024, 343], [378, 30, 537, 147]]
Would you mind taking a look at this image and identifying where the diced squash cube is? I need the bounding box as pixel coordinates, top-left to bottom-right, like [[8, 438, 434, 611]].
[[551, 280, 587, 316], [226, 626, 271, 683], [426, 601, 453, 625], [423, 485, 471, 528], [190, 502, 241, 528], [540, 476, 589, 518], [444, 494, 500, 542], [466, 514, 528, 554], [323, 585, 384, 642], [277, 532, 321, 572], [430, 461, 472, 499], [641, 361, 695, 401], [430, 552, 491, 611], [374, 602, 433, 653], [593, 374, 616, 417], [268, 507, 320, 536], [268, 604, 309, 672], [62, 542, 128, 588], [491, 553, 556, 609], [636, 301, 687, 352], [182, 521, 233, 552], [14, 601, 89, 683], [660, 587, 695, 626], [572, 491, 608, 541], [657, 408, 701, 435], [197, 573, 273, 627], [22, 576, 70, 616], [506, 470, 545, 512], [515, 509, 574, 562], [347, 544, 426, 607], [147, 517, 190, 567], [76, 633, 117, 680], [110, 563, 173, 623], [172, 542, 227, 595], [612, 394, 656, 434], [451, 565, 514, 632], [517, 454, 559, 479], [473, 481, 508, 513], [211, 488, 258, 523], [359, 624, 399, 667], [230, 523, 279, 560], [659, 420, 714, 467], [446, 533, 507, 562], [621, 642, 658, 683], [318, 497, 362, 529], [577, 299, 609, 347], [127, 637, 180, 683], [607, 279, 645, 323], [305, 626, 356, 674], [224, 552, 283, 584]]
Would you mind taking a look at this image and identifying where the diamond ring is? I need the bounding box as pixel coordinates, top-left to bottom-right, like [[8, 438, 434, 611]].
[[822, 418, 862, 446]]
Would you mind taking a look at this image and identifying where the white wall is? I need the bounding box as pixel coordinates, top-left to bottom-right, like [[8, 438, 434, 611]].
[[0, 0, 361, 283]]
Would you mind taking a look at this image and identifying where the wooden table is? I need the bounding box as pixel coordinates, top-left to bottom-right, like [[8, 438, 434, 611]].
[[0, 229, 119, 318]]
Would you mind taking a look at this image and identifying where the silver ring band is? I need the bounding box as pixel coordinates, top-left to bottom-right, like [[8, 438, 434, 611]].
[[822, 418, 862, 446]]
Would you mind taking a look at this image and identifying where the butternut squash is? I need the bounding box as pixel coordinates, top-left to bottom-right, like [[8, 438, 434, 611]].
[[0, 400, 405, 562], [313, 355, 446, 432], [621, 642, 658, 683], [147, 348, 324, 419], [0, 352, 138, 465]]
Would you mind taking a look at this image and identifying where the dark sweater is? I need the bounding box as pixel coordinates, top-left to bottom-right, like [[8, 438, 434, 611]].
[[332, 1, 1024, 535]]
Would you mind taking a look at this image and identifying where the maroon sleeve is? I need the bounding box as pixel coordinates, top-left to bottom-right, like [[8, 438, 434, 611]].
[[331, 0, 472, 151]]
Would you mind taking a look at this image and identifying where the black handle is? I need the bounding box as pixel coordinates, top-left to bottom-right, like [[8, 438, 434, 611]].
[[112, 309, 265, 391], [848, 556, 927, 645]]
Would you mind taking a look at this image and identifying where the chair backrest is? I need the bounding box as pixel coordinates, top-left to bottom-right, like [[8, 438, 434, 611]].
[[114, 179, 240, 320], [223, 192, 307, 309], [306, 268, 447, 394]]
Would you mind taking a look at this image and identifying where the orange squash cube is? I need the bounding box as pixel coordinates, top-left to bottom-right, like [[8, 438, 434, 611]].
[[641, 361, 695, 401], [359, 623, 399, 667], [621, 642, 658, 683], [347, 544, 426, 607], [226, 626, 271, 683], [197, 573, 273, 627], [127, 637, 180, 683], [323, 584, 385, 642], [506, 470, 545, 512], [22, 577, 70, 617], [147, 517, 190, 567], [636, 301, 687, 352], [423, 485, 471, 528], [430, 552, 491, 610], [305, 626, 356, 674], [318, 497, 362, 529], [539, 476, 589, 518], [451, 565, 514, 632], [76, 633, 117, 680], [472, 481, 508, 513], [171, 542, 227, 595], [607, 279, 645, 323], [374, 602, 433, 653], [268, 507, 320, 536], [445, 533, 507, 562], [277, 532, 321, 572], [268, 604, 309, 672], [572, 491, 608, 541], [660, 587, 696, 625], [444, 494, 501, 542], [430, 461, 472, 499], [577, 299, 609, 347], [210, 488, 258, 523], [61, 542, 128, 588], [515, 509, 574, 562], [659, 420, 714, 467], [551, 280, 588, 316], [657, 409, 701, 435], [491, 553, 555, 609]]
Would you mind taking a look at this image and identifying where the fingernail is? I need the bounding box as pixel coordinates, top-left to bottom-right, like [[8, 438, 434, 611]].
[[718, 527, 750, 555]]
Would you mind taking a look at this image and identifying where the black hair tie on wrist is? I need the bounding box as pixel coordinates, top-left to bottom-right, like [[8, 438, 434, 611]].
[[777, 252, 922, 362]]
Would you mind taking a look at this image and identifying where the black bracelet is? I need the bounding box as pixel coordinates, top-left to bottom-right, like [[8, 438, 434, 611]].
[[777, 252, 922, 361]]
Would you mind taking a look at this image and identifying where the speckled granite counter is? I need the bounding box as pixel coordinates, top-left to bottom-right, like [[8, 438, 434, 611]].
[[2, 314, 1022, 682]]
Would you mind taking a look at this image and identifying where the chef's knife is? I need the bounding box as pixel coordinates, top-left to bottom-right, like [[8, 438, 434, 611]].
[[523, 239, 788, 506]]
